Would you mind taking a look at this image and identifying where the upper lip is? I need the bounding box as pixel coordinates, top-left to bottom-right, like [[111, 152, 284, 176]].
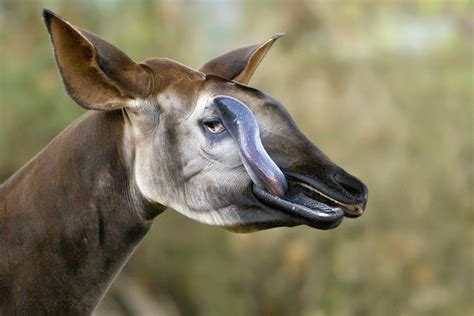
[[295, 180, 366, 218], [252, 175, 366, 230]]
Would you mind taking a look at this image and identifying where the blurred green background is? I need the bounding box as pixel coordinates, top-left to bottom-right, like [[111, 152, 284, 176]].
[[1, 0, 472, 315]]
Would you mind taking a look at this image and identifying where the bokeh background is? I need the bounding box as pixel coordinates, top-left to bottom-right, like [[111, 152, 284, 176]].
[[1, 0, 472, 315]]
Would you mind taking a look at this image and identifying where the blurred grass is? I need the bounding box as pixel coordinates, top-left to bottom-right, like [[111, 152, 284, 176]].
[[1, 0, 473, 315]]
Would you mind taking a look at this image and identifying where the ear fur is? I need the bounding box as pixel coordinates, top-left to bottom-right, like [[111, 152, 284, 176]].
[[43, 9, 152, 110], [199, 33, 283, 84]]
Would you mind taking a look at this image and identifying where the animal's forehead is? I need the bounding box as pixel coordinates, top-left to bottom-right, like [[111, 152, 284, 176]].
[[142, 57, 206, 95], [138, 61, 288, 121], [201, 75, 277, 109]]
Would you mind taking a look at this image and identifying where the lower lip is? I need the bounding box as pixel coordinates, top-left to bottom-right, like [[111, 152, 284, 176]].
[[252, 185, 344, 230]]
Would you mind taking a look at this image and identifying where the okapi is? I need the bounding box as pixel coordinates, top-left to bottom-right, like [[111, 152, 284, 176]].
[[0, 9, 368, 314]]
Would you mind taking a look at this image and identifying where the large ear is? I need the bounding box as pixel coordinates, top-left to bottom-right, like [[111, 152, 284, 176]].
[[199, 33, 283, 85], [43, 9, 152, 110]]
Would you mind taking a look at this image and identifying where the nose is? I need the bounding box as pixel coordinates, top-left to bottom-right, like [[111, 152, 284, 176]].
[[333, 169, 368, 205]]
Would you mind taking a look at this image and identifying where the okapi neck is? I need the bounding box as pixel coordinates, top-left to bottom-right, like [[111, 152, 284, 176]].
[[0, 110, 153, 314]]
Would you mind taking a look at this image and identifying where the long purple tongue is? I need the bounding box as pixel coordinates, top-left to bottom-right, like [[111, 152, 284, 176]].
[[213, 95, 288, 198]]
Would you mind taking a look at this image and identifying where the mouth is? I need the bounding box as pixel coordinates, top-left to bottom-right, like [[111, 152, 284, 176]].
[[252, 177, 366, 230]]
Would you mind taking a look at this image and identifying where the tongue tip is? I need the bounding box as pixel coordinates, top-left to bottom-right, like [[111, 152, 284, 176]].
[[266, 176, 288, 198], [270, 188, 285, 199]]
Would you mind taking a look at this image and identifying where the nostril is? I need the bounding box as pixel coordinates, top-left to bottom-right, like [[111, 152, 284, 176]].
[[334, 171, 368, 202]]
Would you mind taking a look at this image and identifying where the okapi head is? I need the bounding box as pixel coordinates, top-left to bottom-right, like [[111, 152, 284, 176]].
[[44, 9, 367, 232]]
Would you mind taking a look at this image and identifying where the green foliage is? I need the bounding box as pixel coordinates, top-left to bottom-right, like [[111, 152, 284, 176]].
[[1, 0, 472, 315]]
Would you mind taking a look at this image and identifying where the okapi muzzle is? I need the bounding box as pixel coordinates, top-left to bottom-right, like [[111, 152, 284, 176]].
[[212, 95, 367, 230]]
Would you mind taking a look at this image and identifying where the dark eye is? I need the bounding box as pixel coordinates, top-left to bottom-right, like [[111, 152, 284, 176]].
[[203, 120, 226, 134]]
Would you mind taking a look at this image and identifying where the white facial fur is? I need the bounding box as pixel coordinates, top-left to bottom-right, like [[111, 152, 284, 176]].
[[127, 92, 249, 226]]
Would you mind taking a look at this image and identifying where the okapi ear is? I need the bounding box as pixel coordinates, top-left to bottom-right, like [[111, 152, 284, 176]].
[[43, 9, 152, 110], [199, 33, 284, 85]]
